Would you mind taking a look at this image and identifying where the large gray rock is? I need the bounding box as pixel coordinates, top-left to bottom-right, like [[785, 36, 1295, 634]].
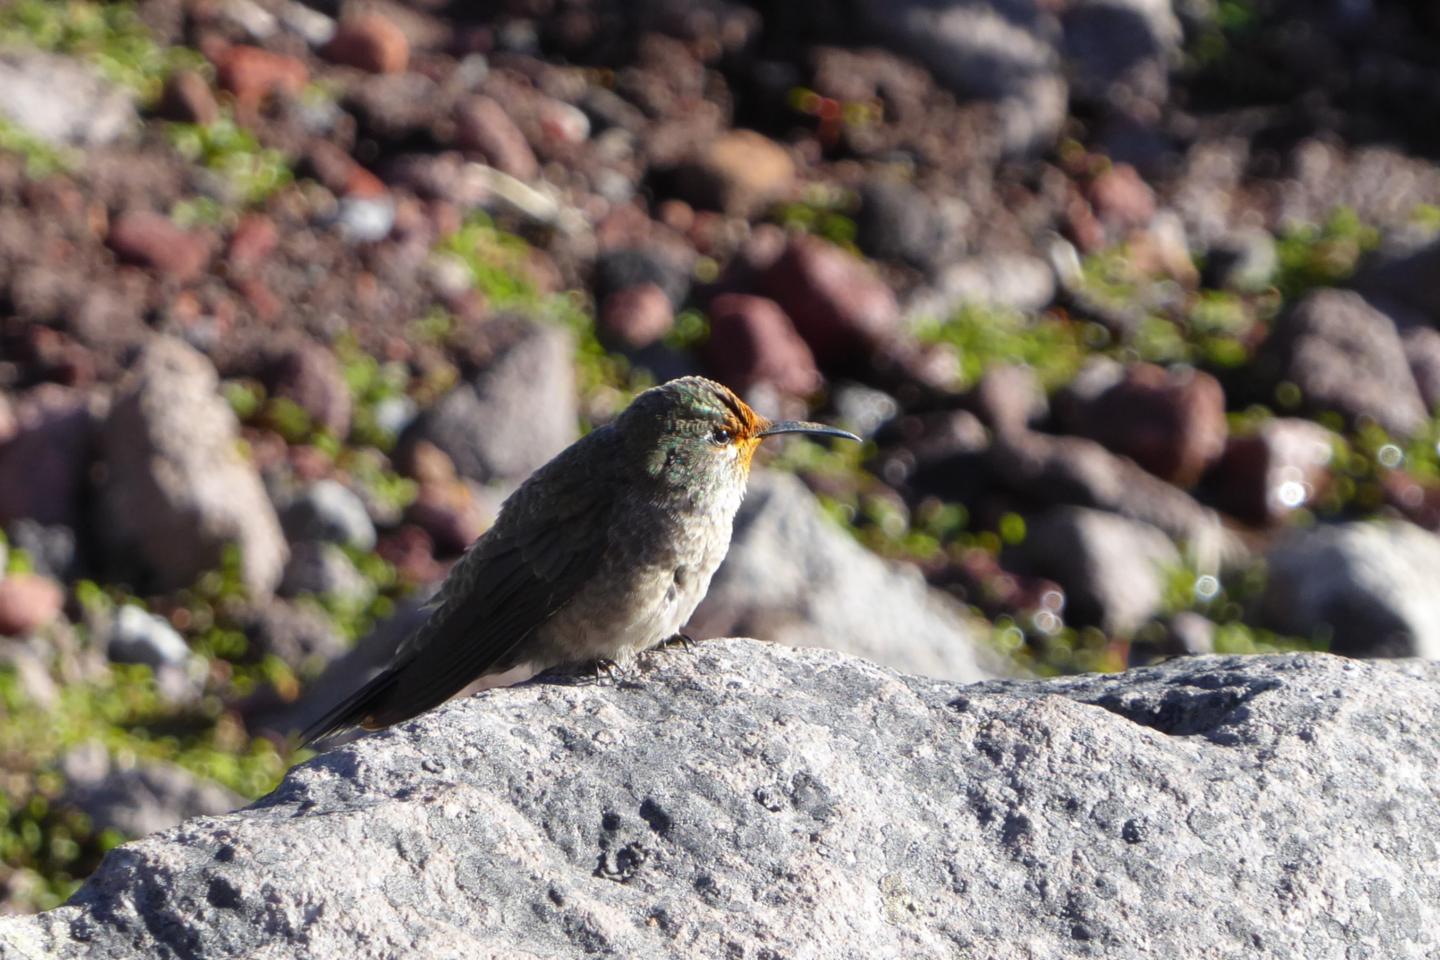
[[58, 742, 243, 840], [96, 338, 288, 597], [1261, 519, 1440, 658], [0, 50, 138, 147], [1263, 289, 1426, 438], [1060, 0, 1180, 107], [3, 645, 1437, 958], [1007, 506, 1179, 635], [856, 0, 1066, 155], [403, 323, 578, 487], [689, 471, 997, 682], [986, 429, 1241, 564]]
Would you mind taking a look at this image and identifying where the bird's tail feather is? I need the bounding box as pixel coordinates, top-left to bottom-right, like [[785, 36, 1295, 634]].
[[298, 664, 404, 748]]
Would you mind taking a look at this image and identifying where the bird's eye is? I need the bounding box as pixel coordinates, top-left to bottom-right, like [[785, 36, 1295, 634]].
[[710, 426, 733, 445]]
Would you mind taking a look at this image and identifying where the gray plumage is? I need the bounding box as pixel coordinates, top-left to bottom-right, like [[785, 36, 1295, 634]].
[[301, 376, 856, 746]]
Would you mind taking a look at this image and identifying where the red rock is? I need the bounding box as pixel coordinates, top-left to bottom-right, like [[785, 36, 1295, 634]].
[[1087, 163, 1156, 231], [213, 44, 308, 113], [1212, 419, 1336, 526], [703, 294, 821, 396], [157, 70, 218, 125], [304, 140, 386, 198], [1066, 363, 1227, 488], [453, 95, 538, 181], [599, 283, 674, 350], [228, 213, 278, 271], [0, 574, 64, 637], [108, 210, 211, 280], [1382, 470, 1440, 530], [759, 235, 900, 369], [322, 14, 410, 74], [237, 277, 282, 322]]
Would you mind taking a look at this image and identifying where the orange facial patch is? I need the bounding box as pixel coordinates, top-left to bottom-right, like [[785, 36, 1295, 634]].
[[718, 390, 768, 473], [736, 435, 763, 471]]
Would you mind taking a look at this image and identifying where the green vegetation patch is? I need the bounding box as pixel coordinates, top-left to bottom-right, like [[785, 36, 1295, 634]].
[[167, 117, 294, 207]]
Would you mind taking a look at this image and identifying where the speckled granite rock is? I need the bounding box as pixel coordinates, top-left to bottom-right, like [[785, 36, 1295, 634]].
[[2, 643, 1436, 959]]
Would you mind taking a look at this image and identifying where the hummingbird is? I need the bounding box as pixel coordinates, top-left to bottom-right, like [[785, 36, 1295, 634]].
[[301, 376, 858, 746]]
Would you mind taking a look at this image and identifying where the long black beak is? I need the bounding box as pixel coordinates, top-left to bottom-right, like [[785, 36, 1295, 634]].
[[756, 420, 861, 442]]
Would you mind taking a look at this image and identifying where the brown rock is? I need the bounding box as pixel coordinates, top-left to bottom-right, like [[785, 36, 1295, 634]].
[[213, 45, 308, 113], [1065, 363, 1227, 488], [454, 96, 538, 181], [156, 70, 218, 125], [322, 14, 410, 74], [108, 210, 211, 280], [0, 574, 64, 637], [599, 284, 674, 350], [703, 294, 820, 396], [672, 130, 796, 218], [759, 235, 900, 369]]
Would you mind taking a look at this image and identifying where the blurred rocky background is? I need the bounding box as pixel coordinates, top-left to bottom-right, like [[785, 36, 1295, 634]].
[[1, 0, 1439, 915]]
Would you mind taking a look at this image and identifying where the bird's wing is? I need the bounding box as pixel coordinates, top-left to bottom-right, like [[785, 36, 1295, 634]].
[[300, 428, 620, 745]]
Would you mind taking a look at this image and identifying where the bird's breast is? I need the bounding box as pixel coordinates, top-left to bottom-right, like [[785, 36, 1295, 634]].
[[525, 476, 746, 669]]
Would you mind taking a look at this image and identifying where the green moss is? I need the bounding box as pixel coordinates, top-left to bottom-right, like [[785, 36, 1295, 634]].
[[916, 304, 1087, 390], [772, 197, 858, 250], [167, 117, 293, 206], [665, 308, 710, 352], [341, 447, 418, 517], [0, 0, 206, 103], [336, 340, 411, 450], [0, 658, 295, 912], [1273, 208, 1379, 301], [437, 212, 648, 417], [0, 117, 75, 177]]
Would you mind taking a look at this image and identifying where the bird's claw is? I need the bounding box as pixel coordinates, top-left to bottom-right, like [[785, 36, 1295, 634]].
[[592, 658, 621, 681], [660, 632, 696, 652]]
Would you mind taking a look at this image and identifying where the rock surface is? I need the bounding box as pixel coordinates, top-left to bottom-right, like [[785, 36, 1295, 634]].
[[3, 645, 1437, 958], [402, 323, 577, 487], [1007, 506, 1179, 636], [0, 51, 138, 147], [690, 472, 999, 683], [1264, 289, 1426, 438], [58, 742, 243, 840], [1261, 519, 1440, 657], [95, 337, 288, 597]]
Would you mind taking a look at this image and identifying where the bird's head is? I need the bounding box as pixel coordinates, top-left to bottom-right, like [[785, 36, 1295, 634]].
[[618, 377, 859, 488]]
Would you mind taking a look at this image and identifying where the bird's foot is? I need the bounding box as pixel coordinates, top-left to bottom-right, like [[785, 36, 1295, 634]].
[[660, 632, 696, 652], [592, 658, 621, 682]]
